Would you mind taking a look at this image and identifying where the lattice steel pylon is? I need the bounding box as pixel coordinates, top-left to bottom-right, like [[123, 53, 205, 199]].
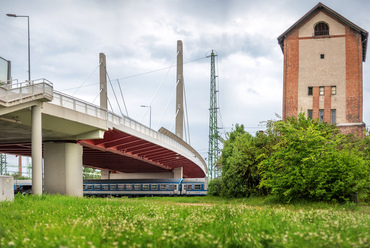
[[207, 50, 220, 179]]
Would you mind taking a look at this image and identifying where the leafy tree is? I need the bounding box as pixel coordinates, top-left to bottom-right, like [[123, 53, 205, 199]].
[[219, 125, 268, 198], [83, 167, 101, 179]]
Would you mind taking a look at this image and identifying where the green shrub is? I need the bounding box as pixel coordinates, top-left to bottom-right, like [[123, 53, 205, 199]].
[[259, 113, 370, 203], [207, 177, 222, 196]]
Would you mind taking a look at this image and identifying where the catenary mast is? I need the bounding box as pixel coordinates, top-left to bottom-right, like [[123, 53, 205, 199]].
[[207, 50, 220, 179]]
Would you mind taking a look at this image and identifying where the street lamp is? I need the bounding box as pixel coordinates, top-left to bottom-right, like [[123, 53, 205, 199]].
[[141, 105, 152, 129], [6, 14, 31, 83]]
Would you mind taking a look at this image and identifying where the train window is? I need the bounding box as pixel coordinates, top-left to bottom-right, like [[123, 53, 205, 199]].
[[168, 184, 173, 190], [160, 184, 167, 190], [102, 184, 108, 190], [194, 184, 201, 190], [151, 184, 158, 190], [126, 184, 133, 190], [83, 184, 86, 190], [87, 185, 93, 190], [187, 184, 192, 190], [94, 184, 101, 190], [174, 185, 178, 191], [134, 184, 141, 190], [110, 184, 116, 190], [143, 184, 149, 190], [118, 184, 124, 190]]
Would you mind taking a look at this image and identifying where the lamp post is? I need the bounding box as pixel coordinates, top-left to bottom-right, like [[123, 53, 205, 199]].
[[141, 105, 152, 129], [6, 14, 31, 83]]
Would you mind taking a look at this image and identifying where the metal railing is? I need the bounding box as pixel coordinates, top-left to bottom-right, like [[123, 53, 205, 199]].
[[0, 79, 53, 106], [50, 90, 201, 165]]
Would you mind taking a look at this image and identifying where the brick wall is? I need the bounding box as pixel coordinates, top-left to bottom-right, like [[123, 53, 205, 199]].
[[345, 26, 363, 123], [283, 29, 299, 119]]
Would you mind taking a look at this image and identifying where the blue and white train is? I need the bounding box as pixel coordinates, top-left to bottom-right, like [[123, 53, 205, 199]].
[[83, 178, 208, 197]]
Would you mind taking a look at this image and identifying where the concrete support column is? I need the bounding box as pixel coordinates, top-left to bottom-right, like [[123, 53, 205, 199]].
[[175, 40, 184, 139], [44, 143, 83, 197], [31, 104, 42, 195], [173, 167, 183, 178], [99, 53, 107, 111]]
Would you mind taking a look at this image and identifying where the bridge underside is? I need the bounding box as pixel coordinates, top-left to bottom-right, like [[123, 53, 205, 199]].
[[0, 128, 205, 178]]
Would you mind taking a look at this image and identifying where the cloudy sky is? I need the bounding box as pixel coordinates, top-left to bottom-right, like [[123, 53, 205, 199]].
[[1, 0, 370, 169]]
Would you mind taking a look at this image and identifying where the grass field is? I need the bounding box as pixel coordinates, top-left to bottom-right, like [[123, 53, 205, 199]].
[[0, 195, 369, 247]]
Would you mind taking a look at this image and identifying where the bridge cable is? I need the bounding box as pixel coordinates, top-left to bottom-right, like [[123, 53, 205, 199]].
[[71, 63, 101, 96], [183, 79, 191, 145], [106, 69, 125, 118], [117, 79, 129, 117], [141, 51, 179, 124], [92, 88, 103, 104], [155, 79, 179, 130]]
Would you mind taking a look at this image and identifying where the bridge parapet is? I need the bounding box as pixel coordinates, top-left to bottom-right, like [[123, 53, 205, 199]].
[[0, 79, 53, 107], [50, 91, 207, 176]]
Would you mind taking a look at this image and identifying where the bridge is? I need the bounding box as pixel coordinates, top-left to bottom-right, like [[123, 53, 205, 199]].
[[0, 49, 207, 196]]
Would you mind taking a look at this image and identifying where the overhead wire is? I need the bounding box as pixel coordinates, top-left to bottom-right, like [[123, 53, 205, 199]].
[[113, 56, 207, 82]]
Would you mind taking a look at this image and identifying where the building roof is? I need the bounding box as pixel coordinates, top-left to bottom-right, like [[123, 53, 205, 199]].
[[277, 2, 368, 62]]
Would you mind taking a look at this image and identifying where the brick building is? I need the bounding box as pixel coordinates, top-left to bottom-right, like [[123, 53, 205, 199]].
[[277, 2, 368, 135]]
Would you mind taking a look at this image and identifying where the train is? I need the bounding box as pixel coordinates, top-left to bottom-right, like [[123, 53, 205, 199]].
[[83, 178, 207, 197], [14, 178, 208, 197]]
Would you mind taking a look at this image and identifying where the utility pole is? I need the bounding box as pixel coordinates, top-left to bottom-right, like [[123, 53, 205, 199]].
[[0, 153, 7, 175], [207, 50, 220, 179]]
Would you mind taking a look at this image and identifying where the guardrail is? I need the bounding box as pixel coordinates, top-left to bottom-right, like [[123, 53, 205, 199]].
[[50, 90, 202, 165], [0, 79, 53, 106]]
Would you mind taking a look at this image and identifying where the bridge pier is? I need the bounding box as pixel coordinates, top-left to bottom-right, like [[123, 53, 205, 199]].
[[44, 143, 83, 196], [31, 104, 43, 195]]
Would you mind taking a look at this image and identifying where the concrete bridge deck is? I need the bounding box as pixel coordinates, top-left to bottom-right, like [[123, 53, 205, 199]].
[[0, 79, 207, 195]]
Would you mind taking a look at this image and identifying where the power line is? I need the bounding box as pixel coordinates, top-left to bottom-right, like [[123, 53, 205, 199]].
[[114, 56, 207, 81]]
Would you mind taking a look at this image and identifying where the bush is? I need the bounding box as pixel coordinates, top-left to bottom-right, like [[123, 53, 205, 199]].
[[207, 178, 222, 196], [259, 113, 370, 203]]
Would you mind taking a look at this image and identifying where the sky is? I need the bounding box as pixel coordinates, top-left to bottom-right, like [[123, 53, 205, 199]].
[[1, 0, 370, 171]]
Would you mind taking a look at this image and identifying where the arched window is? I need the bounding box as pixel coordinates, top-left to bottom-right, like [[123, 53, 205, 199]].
[[314, 22, 329, 36]]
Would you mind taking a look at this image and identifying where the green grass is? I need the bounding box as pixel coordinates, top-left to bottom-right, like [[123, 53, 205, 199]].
[[0, 195, 369, 247]]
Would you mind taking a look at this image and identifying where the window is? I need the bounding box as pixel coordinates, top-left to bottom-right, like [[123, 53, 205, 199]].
[[143, 184, 149, 190], [308, 87, 313, 96], [187, 184, 193, 190], [194, 184, 201, 190], [118, 184, 124, 190], [168, 184, 173, 190], [320, 54, 325, 59], [331, 86, 336, 95], [314, 22, 329, 36], [151, 184, 158, 190], [102, 184, 109, 190], [160, 184, 167, 190], [319, 109, 324, 123], [87, 185, 93, 190], [94, 184, 101, 190], [308, 109, 313, 119], [331, 109, 336, 124], [319, 86, 325, 95], [110, 184, 116, 190], [126, 184, 132, 190], [134, 184, 141, 190]]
